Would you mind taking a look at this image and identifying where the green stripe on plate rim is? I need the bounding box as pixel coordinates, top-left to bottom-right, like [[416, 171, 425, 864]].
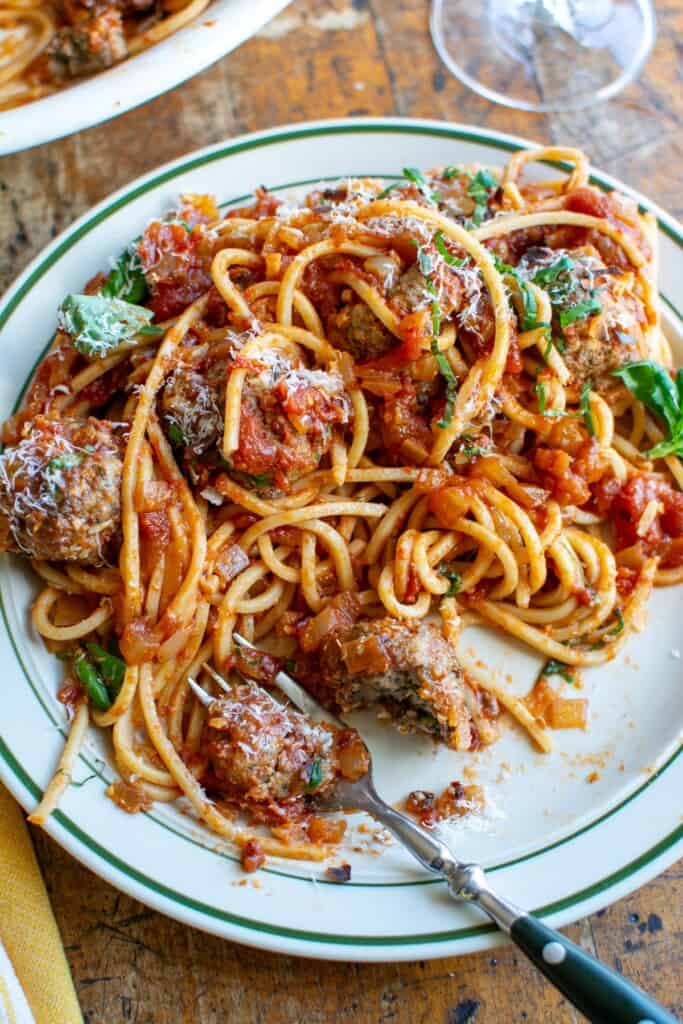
[[1, 731, 681, 947], [0, 120, 681, 945]]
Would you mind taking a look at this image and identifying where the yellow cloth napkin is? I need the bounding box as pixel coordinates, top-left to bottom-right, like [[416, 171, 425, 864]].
[[0, 784, 82, 1024]]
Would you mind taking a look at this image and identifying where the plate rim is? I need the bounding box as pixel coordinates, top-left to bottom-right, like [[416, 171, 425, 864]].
[[1, 116, 681, 960]]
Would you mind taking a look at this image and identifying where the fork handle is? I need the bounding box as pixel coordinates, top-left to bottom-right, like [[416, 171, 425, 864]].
[[446, 866, 679, 1024], [369, 793, 677, 1023]]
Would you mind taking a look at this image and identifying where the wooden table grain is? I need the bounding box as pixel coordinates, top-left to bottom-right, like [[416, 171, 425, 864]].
[[1, 1, 682, 1021]]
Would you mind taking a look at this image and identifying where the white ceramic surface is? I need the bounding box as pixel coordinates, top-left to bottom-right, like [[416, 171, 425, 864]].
[[0, 0, 291, 155], [0, 119, 681, 961]]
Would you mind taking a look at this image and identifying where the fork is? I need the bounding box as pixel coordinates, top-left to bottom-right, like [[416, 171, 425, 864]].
[[188, 635, 678, 1024]]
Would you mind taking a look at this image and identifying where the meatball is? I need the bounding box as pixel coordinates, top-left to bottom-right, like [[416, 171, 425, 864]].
[[202, 680, 364, 808], [48, 4, 127, 78], [336, 303, 395, 362], [161, 366, 223, 454], [226, 353, 350, 491], [516, 247, 648, 382], [388, 260, 465, 321], [0, 416, 124, 564], [316, 618, 478, 750]]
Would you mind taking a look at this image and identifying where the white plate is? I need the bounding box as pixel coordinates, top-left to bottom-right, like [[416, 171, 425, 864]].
[[0, 0, 290, 156], [0, 119, 681, 961]]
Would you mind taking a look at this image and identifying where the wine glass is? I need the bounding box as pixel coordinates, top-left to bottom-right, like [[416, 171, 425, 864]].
[[430, 0, 656, 112]]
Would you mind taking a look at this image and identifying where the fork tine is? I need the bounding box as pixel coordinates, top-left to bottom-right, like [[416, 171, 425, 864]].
[[187, 676, 213, 707], [202, 663, 233, 694]]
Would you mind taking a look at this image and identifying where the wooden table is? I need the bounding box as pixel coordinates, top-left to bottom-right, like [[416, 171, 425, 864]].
[[1, 1, 682, 1020]]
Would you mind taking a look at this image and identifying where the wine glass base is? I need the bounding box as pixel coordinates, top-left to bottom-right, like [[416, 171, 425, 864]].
[[430, 0, 655, 112]]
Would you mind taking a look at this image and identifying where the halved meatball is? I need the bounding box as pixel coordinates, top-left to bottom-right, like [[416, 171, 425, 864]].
[[0, 416, 124, 564], [202, 680, 368, 810], [48, 5, 127, 79], [316, 618, 478, 750]]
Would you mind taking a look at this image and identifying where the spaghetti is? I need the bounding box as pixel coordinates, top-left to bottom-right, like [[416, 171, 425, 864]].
[[3, 147, 681, 863], [0, 0, 210, 111]]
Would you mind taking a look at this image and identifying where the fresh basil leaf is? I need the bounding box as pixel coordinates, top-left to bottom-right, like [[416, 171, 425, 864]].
[[466, 170, 498, 226], [424, 279, 458, 429], [101, 245, 148, 304], [612, 361, 680, 437], [580, 381, 595, 437], [58, 294, 155, 359], [138, 325, 164, 337], [441, 166, 462, 181], [559, 293, 602, 329]]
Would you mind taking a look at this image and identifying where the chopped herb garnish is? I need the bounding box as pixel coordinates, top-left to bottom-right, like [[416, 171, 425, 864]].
[[462, 444, 488, 459], [466, 169, 498, 227], [535, 380, 547, 414], [494, 256, 549, 333], [138, 325, 164, 337], [580, 381, 595, 436], [434, 230, 466, 267], [47, 452, 83, 473], [439, 566, 462, 597], [424, 278, 458, 429], [74, 654, 111, 711], [306, 757, 323, 791], [284, 659, 297, 674], [58, 293, 156, 359], [532, 254, 575, 290], [613, 361, 683, 459], [559, 293, 602, 329], [167, 422, 185, 447], [101, 245, 148, 304], [229, 468, 273, 491], [541, 659, 575, 685], [608, 609, 625, 637], [86, 642, 126, 698], [403, 167, 441, 204], [378, 168, 440, 204], [441, 166, 462, 181], [417, 247, 434, 276]]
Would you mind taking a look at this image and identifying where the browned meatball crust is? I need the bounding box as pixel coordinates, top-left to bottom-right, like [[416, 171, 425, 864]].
[[316, 617, 478, 750], [0, 416, 124, 564]]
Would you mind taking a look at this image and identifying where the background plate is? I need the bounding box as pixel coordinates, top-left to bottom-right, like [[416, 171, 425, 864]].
[[0, 0, 291, 156], [0, 118, 681, 961]]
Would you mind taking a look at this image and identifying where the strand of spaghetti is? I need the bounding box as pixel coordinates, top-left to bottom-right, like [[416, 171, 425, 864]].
[[477, 676, 552, 754], [244, 281, 324, 336], [137, 668, 328, 860], [354, 197, 512, 461], [146, 414, 207, 630], [32, 587, 112, 641], [28, 702, 90, 825], [378, 563, 432, 618], [0, 7, 54, 86], [473, 210, 647, 271], [120, 295, 207, 621], [501, 147, 590, 193], [363, 488, 422, 565], [31, 562, 83, 594], [328, 270, 401, 337], [112, 692, 177, 788], [127, 0, 210, 54], [238, 501, 387, 553], [471, 557, 655, 665], [66, 565, 121, 596], [252, 582, 297, 639], [210, 248, 262, 320], [277, 240, 390, 324], [347, 389, 369, 469]]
